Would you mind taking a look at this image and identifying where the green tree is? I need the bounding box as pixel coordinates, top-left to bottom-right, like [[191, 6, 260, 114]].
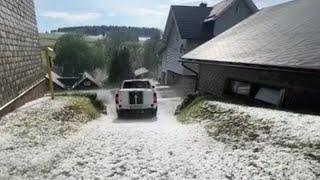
[[92, 40, 106, 69], [108, 50, 120, 83], [143, 39, 158, 71], [108, 47, 132, 83], [54, 34, 104, 76], [119, 47, 132, 80]]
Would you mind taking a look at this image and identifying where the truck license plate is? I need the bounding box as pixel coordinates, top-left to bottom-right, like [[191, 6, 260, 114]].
[[130, 104, 143, 109]]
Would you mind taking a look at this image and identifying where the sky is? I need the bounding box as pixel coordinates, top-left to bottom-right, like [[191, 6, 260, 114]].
[[34, 0, 293, 32]]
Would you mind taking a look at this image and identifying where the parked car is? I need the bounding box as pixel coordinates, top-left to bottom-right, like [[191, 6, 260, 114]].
[[115, 80, 157, 118]]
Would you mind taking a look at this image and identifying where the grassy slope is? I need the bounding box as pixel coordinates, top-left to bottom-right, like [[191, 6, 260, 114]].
[[2, 96, 100, 146], [178, 97, 205, 123], [178, 98, 271, 145], [178, 97, 320, 164]]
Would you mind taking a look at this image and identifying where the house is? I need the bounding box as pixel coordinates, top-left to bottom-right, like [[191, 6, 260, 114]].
[[0, 0, 46, 118], [46, 71, 66, 91], [72, 72, 102, 90], [46, 71, 102, 91], [161, 0, 258, 86], [58, 76, 79, 89], [182, 0, 320, 108]]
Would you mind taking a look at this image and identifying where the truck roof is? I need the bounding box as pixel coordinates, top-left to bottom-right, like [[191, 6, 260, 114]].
[[123, 79, 150, 82]]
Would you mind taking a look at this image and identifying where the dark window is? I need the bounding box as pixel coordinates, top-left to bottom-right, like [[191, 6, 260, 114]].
[[235, 4, 240, 15], [84, 81, 91, 87], [180, 44, 185, 54], [123, 81, 151, 89], [229, 80, 251, 96], [254, 88, 285, 106]]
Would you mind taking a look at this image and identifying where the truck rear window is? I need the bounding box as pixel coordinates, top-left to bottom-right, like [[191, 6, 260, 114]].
[[122, 81, 151, 89]]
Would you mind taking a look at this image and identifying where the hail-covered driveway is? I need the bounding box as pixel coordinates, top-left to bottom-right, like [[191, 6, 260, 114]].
[[44, 89, 231, 179], [1, 88, 318, 179]]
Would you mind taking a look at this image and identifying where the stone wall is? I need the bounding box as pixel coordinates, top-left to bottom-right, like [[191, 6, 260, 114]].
[[199, 64, 320, 107], [0, 0, 44, 109]]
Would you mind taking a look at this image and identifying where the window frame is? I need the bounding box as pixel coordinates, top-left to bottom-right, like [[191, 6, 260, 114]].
[[84, 80, 91, 87], [228, 79, 252, 96]]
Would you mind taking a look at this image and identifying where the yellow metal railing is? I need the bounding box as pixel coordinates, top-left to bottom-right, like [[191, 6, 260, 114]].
[[45, 47, 54, 100]]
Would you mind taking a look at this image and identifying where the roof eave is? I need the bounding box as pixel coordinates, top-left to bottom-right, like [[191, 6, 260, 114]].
[[180, 58, 320, 75]]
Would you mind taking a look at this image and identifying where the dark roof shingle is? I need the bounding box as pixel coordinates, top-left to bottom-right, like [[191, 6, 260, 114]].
[[205, 0, 258, 22], [183, 0, 320, 71], [171, 5, 212, 40]]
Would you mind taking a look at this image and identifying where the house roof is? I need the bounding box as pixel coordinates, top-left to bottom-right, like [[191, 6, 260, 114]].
[[46, 71, 65, 89], [204, 0, 258, 22], [134, 67, 149, 76], [183, 0, 320, 72], [163, 5, 212, 40], [72, 72, 102, 89]]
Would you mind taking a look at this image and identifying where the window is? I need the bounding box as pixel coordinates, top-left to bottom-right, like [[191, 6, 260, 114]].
[[228, 79, 286, 106], [254, 88, 285, 106], [123, 81, 151, 89], [236, 4, 240, 14], [84, 80, 91, 87], [229, 80, 251, 96], [180, 44, 185, 54]]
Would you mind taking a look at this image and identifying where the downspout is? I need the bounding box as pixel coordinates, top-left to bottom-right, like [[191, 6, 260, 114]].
[[181, 62, 199, 93]]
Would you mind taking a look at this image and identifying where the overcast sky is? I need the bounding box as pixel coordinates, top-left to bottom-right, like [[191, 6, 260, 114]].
[[35, 0, 292, 32]]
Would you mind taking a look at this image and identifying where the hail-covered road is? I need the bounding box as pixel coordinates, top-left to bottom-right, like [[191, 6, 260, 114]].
[[43, 89, 229, 179], [1, 87, 318, 179]]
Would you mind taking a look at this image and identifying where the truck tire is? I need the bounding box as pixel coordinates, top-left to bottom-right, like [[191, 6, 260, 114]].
[[117, 111, 123, 119], [151, 109, 157, 117]]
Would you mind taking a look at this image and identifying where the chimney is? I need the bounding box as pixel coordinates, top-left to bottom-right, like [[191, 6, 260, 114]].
[[199, 2, 207, 7]]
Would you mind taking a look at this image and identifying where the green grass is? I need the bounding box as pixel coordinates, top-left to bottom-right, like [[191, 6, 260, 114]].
[[3, 96, 101, 147], [178, 97, 206, 123], [54, 92, 106, 112], [68, 97, 100, 120]]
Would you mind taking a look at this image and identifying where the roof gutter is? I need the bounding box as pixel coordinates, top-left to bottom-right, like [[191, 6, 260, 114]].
[[180, 58, 320, 76], [181, 62, 199, 92]]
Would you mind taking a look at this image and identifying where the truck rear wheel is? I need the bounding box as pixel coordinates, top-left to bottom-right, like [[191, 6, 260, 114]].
[[117, 111, 124, 119], [151, 109, 157, 117]]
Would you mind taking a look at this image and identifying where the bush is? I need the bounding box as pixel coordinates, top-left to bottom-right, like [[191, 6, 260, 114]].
[[175, 93, 200, 115]]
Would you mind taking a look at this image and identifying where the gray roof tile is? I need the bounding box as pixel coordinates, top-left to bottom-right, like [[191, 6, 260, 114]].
[[183, 0, 320, 71], [205, 0, 258, 22]]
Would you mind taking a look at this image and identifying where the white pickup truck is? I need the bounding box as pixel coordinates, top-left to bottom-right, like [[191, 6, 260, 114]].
[[115, 80, 158, 118]]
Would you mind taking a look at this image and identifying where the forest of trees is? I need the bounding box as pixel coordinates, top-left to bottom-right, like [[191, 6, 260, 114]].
[[52, 26, 161, 39], [54, 34, 106, 76], [53, 28, 164, 85]]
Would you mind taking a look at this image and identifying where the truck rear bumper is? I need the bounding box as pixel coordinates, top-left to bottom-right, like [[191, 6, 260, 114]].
[[117, 108, 157, 115]]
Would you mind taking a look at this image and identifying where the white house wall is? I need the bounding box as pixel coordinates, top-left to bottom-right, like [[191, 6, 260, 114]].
[[164, 24, 185, 75]]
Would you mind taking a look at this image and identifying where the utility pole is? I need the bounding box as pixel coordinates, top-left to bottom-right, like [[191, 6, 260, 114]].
[[45, 47, 55, 100]]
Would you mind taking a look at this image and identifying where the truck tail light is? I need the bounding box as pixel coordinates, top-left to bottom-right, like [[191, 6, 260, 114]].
[[153, 92, 157, 104], [115, 92, 119, 104]]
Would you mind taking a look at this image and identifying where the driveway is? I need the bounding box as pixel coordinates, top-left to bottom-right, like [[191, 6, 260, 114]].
[[1, 87, 318, 179], [35, 88, 235, 179]]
